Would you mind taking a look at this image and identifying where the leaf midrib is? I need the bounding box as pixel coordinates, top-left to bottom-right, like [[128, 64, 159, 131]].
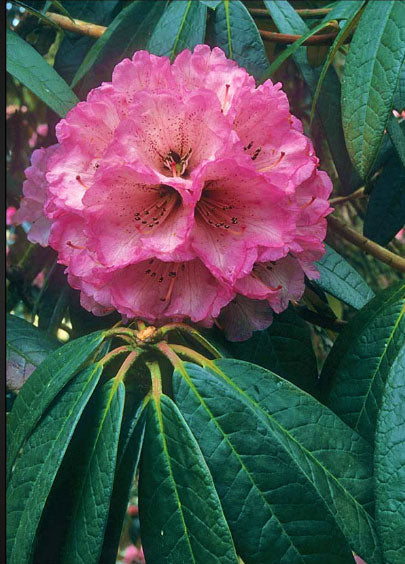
[[169, 0, 192, 62], [209, 361, 375, 527], [354, 303, 404, 434], [9, 366, 101, 563], [153, 395, 196, 564], [177, 367, 306, 563]]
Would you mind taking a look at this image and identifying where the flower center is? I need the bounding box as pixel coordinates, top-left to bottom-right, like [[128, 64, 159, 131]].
[[143, 259, 185, 304], [196, 183, 244, 235], [134, 184, 180, 231], [161, 148, 192, 177]]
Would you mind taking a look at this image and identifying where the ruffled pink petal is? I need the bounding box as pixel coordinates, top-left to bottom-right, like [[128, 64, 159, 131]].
[[235, 255, 305, 313], [232, 84, 318, 194], [47, 94, 121, 212], [13, 145, 58, 246], [83, 165, 195, 267], [109, 88, 231, 180], [218, 295, 273, 341], [172, 45, 255, 116], [112, 50, 174, 98], [110, 258, 234, 323], [190, 158, 296, 283]]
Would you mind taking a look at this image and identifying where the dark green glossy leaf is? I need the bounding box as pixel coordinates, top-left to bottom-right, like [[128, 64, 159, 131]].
[[99, 396, 147, 564], [364, 154, 405, 246], [6, 365, 102, 564], [223, 306, 318, 393], [6, 28, 79, 117], [321, 282, 405, 443], [393, 59, 405, 111], [72, 0, 167, 95], [147, 0, 207, 61], [11, 0, 60, 28], [174, 360, 381, 564], [207, 0, 269, 79], [263, 0, 361, 194], [262, 19, 333, 80], [310, 1, 365, 124], [53, 0, 120, 84], [341, 0, 405, 178], [374, 346, 405, 564], [387, 114, 405, 169], [314, 244, 375, 309], [199, 0, 221, 9], [139, 394, 238, 563], [7, 330, 106, 483], [63, 379, 125, 564], [6, 314, 60, 392]]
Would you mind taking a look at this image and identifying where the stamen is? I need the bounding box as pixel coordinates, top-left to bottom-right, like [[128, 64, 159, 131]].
[[257, 151, 286, 173], [300, 196, 316, 210], [221, 84, 231, 113], [160, 265, 179, 302], [67, 240, 86, 250], [75, 175, 90, 190], [197, 198, 244, 236]]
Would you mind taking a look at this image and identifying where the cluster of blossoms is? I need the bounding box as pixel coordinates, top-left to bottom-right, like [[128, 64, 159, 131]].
[[14, 45, 332, 341]]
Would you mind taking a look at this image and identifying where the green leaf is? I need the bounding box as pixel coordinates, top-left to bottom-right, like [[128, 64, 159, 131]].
[[364, 154, 405, 246], [207, 0, 269, 80], [147, 0, 207, 61], [5, 322, 93, 378], [393, 59, 405, 111], [53, 1, 120, 84], [10, 0, 60, 28], [314, 244, 375, 309], [341, 0, 405, 179], [6, 314, 60, 392], [6, 364, 102, 564], [199, 0, 221, 9], [263, 0, 361, 194], [321, 282, 405, 443], [387, 114, 405, 169], [222, 306, 318, 394], [174, 360, 381, 563], [139, 393, 238, 563], [72, 0, 167, 93], [63, 379, 125, 564], [310, 1, 365, 125], [374, 345, 405, 564], [50, 0, 75, 23], [6, 330, 105, 483], [99, 397, 147, 564], [261, 19, 333, 80], [6, 28, 79, 116]]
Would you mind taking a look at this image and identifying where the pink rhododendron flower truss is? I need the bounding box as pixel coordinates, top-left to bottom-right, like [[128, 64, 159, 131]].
[[14, 45, 333, 341]]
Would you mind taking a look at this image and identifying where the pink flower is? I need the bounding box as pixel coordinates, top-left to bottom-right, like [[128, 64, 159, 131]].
[[14, 46, 332, 340], [28, 131, 38, 148], [13, 146, 58, 247], [127, 504, 139, 517], [6, 206, 16, 225], [123, 544, 145, 564], [36, 123, 48, 137]]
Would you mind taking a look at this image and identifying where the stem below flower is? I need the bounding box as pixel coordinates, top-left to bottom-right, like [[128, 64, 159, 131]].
[[327, 215, 405, 273]]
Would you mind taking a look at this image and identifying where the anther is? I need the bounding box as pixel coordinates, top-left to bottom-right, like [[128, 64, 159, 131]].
[[75, 175, 90, 190]]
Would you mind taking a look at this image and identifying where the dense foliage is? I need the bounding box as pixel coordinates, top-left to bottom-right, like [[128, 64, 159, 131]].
[[6, 1, 405, 563]]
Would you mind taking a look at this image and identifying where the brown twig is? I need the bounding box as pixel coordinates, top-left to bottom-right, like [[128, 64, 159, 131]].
[[46, 12, 345, 46], [329, 187, 366, 206], [46, 12, 106, 38], [259, 29, 347, 46], [327, 215, 405, 273], [250, 8, 333, 18]]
